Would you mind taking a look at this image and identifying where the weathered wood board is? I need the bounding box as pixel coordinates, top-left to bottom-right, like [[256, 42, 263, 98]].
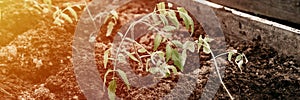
[[173, 0, 300, 64], [216, 9, 300, 63], [208, 0, 300, 25], [211, 4, 300, 63]]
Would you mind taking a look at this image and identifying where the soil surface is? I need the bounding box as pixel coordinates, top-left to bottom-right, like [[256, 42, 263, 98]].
[[0, 0, 299, 100]]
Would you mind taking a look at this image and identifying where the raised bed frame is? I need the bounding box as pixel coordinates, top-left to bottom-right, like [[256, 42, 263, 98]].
[[195, 0, 300, 64]]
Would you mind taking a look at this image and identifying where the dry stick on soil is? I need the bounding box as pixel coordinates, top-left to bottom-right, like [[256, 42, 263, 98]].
[[0, 83, 12, 97]]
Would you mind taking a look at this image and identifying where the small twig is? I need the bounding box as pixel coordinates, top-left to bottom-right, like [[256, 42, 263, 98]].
[[0, 87, 12, 97]]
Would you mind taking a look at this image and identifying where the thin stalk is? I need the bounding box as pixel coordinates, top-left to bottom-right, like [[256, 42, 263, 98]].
[[113, 12, 156, 69], [211, 52, 234, 100], [113, 9, 183, 68], [84, 0, 98, 31], [214, 52, 229, 58]]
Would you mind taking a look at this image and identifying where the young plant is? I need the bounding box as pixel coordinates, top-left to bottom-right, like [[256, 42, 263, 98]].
[[99, 2, 248, 100], [25, 0, 84, 26], [52, 3, 83, 26]]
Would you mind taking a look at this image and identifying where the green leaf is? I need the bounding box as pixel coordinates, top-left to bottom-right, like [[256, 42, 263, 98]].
[[235, 54, 242, 63], [168, 10, 180, 29], [154, 34, 162, 51], [116, 69, 130, 89], [163, 25, 176, 32], [204, 37, 214, 43], [43, 0, 52, 8], [110, 10, 118, 19], [106, 21, 115, 37], [66, 7, 78, 21], [138, 48, 147, 53], [151, 13, 159, 22], [154, 21, 162, 26], [237, 60, 243, 72], [117, 32, 123, 37], [177, 7, 194, 35], [157, 2, 166, 14], [125, 37, 136, 43], [74, 5, 82, 9], [172, 49, 183, 71], [155, 56, 162, 67], [163, 33, 172, 39], [166, 44, 172, 62], [197, 35, 205, 52], [179, 13, 189, 32], [183, 41, 195, 52], [178, 7, 189, 30], [149, 67, 160, 74], [158, 14, 168, 25], [61, 13, 73, 23], [156, 51, 165, 61], [203, 46, 211, 54], [202, 40, 211, 54], [108, 79, 117, 100], [31, 7, 42, 15], [161, 63, 171, 75], [43, 0, 52, 5], [33, 4, 43, 12], [104, 49, 110, 68], [228, 51, 234, 61], [104, 15, 110, 24], [171, 40, 183, 48], [53, 18, 64, 26], [177, 7, 188, 14], [125, 51, 140, 62]]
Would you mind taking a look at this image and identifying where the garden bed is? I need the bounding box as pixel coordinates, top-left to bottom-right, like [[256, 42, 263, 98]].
[[0, 0, 299, 99]]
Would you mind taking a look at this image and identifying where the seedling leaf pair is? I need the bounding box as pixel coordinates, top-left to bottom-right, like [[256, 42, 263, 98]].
[[156, 2, 166, 15], [198, 35, 213, 54], [234, 53, 248, 72], [228, 50, 248, 72]]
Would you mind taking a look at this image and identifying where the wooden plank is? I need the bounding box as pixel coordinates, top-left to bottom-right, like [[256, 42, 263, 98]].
[[172, 0, 300, 64], [208, 0, 300, 25], [212, 5, 300, 64]]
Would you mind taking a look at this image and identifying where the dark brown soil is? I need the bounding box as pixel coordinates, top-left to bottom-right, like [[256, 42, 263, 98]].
[[0, 0, 299, 100]]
